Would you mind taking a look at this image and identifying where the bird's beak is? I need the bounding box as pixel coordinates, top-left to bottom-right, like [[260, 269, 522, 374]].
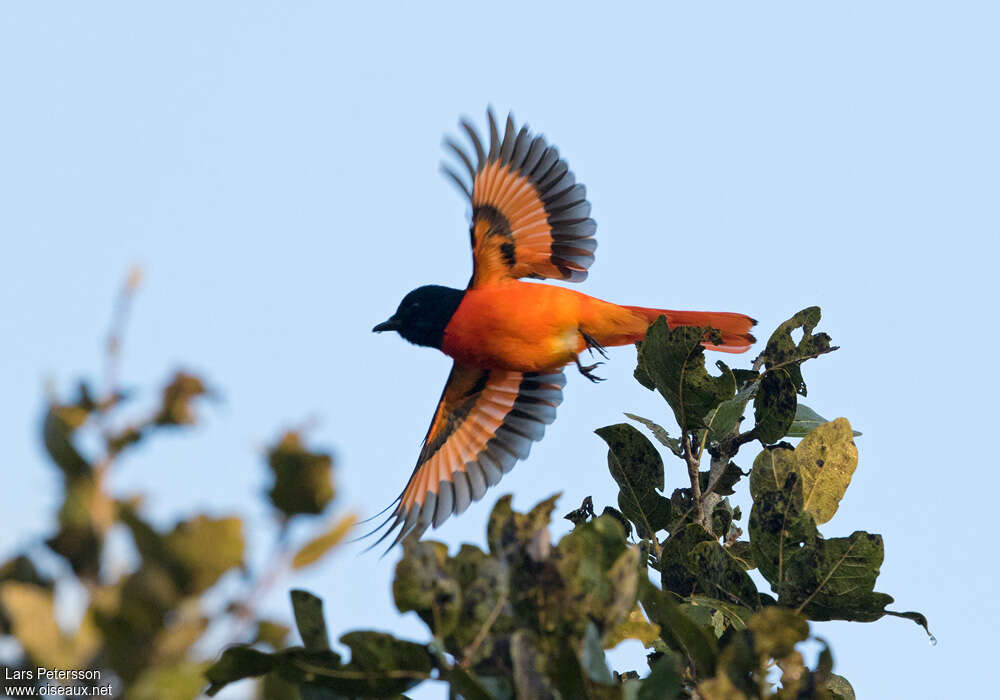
[[373, 317, 399, 333]]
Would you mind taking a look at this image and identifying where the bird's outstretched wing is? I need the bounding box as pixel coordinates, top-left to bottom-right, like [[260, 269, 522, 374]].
[[367, 362, 565, 549], [443, 108, 597, 287]]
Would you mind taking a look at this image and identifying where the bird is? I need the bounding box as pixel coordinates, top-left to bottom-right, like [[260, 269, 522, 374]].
[[367, 108, 756, 549]]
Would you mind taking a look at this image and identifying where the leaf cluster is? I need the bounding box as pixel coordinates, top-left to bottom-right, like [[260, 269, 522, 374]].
[[206, 307, 929, 699], [0, 278, 356, 699]]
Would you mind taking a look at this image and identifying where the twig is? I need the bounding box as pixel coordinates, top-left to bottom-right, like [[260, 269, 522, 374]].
[[101, 266, 143, 414], [225, 522, 293, 644], [681, 431, 705, 527], [702, 429, 757, 501], [699, 427, 757, 525], [460, 594, 508, 668]]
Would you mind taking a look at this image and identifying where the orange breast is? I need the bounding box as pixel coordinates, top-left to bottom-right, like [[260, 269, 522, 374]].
[[441, 282, 587, 372]]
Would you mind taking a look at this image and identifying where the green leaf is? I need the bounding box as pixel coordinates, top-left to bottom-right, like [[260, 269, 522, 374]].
[[596, 424, 671, 538], [815, 638, 834, 679], [260, 673, 307, 700], [886, 610, 934, 640], [291, 514, 357, 569], [231, 630, 431, 698], [749, 475, 821, 595], [564, 495, 595, 525], [260, 632, 432, 697], [337, 631, 433, 680], [624, 413, 683, 457], [704, 377, 756, 445], [783, 530, 897, 622], [603, 546, 644, 642], [443, 545, 510, 656], [746, 607, 809, 658], [633, 356, 656, 391], [637, 651, 682, 700], [749, 445, 799, 503], [556, 516, 634, 637], [446, 668, 495, 700], [581, 622, 614, 684], [786, 403, 862, 438], [636, 319, 736, 431], [205, 646, 276, 696], [753, 368, 798, 444], [131, 661, 210, 700], [601, 506, 634, 540], [725, 541, 755, 571], [290, 589, 331, 650], [659, 524, 714, 597], [755, 307, 835, 396], [487, 493, 558, 562], [749, 476, 927, 629], [699, 630, 757, 698], [42, 404, 92, 478], [510, 630, 552, 699], [826, 673, 857, 700], [687, 595, 753, 631], [639, 581, 717, 676], [154, 371, 208, 426], [552, 638, 589, 700], [164, 515, 244, 595], [699, 462, 745, 497], [46, 476, 108, 579], [688, 541, 760, 611], [267, 432, 335, 518], [392, 541, 462, 640], [394, 538, 511, 663]]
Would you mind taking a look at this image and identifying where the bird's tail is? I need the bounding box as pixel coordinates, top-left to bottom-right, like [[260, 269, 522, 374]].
[[623, 306, 757, 353]]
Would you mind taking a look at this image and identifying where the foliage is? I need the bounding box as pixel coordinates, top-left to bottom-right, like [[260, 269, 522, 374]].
[[205, 307, 929, 699], [0, 277, 927, 698], [0, 273, 355, 699]]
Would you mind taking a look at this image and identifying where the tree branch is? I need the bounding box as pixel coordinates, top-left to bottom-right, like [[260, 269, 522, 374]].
[[682, 431, 705, 527]]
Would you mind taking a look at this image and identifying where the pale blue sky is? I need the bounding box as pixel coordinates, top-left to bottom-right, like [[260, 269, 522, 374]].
[[2, 2, 997, 698]]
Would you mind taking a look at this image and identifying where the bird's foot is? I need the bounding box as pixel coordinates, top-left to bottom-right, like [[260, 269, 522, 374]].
[[581, 331, 609, 359], [575, 356, 606, 383]]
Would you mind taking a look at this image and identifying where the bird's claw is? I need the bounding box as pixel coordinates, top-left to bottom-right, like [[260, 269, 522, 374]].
[[581, 331, 609, 359], [575, 358, 606, 383]]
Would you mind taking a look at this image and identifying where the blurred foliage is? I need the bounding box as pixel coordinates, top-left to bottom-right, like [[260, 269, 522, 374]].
[[205, 307, 929, 699], [0, 275, 355, 698]]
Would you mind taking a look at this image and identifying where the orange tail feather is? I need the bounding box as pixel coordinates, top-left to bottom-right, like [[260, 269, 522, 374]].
[[623, 306, 758, 353]]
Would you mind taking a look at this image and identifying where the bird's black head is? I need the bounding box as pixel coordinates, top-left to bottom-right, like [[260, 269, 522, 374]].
[[373, 285, 465, 349]]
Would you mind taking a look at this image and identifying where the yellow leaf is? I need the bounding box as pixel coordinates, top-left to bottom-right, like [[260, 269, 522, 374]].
[[0, 583, 99, 669], [750, 417, 858, 525], [698, 674, 749, 700], [604, 605, 661, 648], [292, 514, 357, 569], [794, 417, 858, 524]]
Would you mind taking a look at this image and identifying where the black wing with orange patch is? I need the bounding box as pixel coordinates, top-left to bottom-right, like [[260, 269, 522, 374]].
[[443, 108, 597, 287], [368, 362, 565, 549]]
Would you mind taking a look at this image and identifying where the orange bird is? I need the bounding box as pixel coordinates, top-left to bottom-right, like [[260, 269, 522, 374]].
[[369, 109, 755, 547]]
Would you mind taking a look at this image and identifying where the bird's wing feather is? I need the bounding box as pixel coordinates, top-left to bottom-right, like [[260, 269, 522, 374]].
[[442, 108, 597, 287], [366, 362, 565, 549]]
